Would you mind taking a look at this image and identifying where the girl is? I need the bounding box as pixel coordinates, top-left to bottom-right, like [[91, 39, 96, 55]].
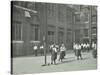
[[59, 44, 66, 62]]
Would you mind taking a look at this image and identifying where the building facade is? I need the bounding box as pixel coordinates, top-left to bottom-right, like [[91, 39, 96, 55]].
[[11, 1, 97, 57], [72, 5, 97, 45]]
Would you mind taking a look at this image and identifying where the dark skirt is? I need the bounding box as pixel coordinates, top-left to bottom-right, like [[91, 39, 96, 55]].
[[51, 51, 57, 61], [59, 51, 65, 59]]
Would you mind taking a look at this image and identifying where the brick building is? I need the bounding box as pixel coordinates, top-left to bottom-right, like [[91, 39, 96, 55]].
[[75, 5, 97, 44], [11, 1, 97, 57]]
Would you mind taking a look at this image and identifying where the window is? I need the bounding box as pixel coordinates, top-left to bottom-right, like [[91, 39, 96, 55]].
[[58, 31, 64, 44], [92, 15, 97, 23], [67, 11, 73, 24], [48, 31, 55, 43], [84, 29, 89, 37], [58, 27, 64, 44], [58, 5, 65, 22], [92, 28, 97, 34], [12, 21, 22, 41], [48, 31, 54, 35], [75, 30, 80, 43], [67, 29, 72, 42], [83, 13, 89, 22], [47, 25, 55, 43], [75, 14, 80, 22], [47, 4, 55, 17], [31, 24, 39, 41]]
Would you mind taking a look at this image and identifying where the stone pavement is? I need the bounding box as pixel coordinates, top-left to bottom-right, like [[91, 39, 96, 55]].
[[12, 52, 97, 74]]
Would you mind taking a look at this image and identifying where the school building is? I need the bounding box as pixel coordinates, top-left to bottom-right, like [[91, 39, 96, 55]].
[[11, 1, 97, 57]]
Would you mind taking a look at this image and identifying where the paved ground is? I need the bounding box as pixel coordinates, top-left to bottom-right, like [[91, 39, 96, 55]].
[[12, 51, 97, 75]]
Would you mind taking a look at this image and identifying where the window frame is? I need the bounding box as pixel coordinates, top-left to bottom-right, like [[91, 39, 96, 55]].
[[12, 21, 23, 42]]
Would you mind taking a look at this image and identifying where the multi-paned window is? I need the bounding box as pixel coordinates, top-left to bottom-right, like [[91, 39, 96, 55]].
[[12, 21, 22, 41], [75, 14, 80, 22], [58, 27, 64, 44], [48, 31, 55, 43], [92, 15, 97, 23], [67, 29, 72, 42], [92, 28, 97, 35], [47, 3, 55, 17], [84, 29, 89, 37], [75, 30, 80, 43], [58, 5, 65, 22], [31, 24, 40, 41], [47, 25, 55, 43]]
